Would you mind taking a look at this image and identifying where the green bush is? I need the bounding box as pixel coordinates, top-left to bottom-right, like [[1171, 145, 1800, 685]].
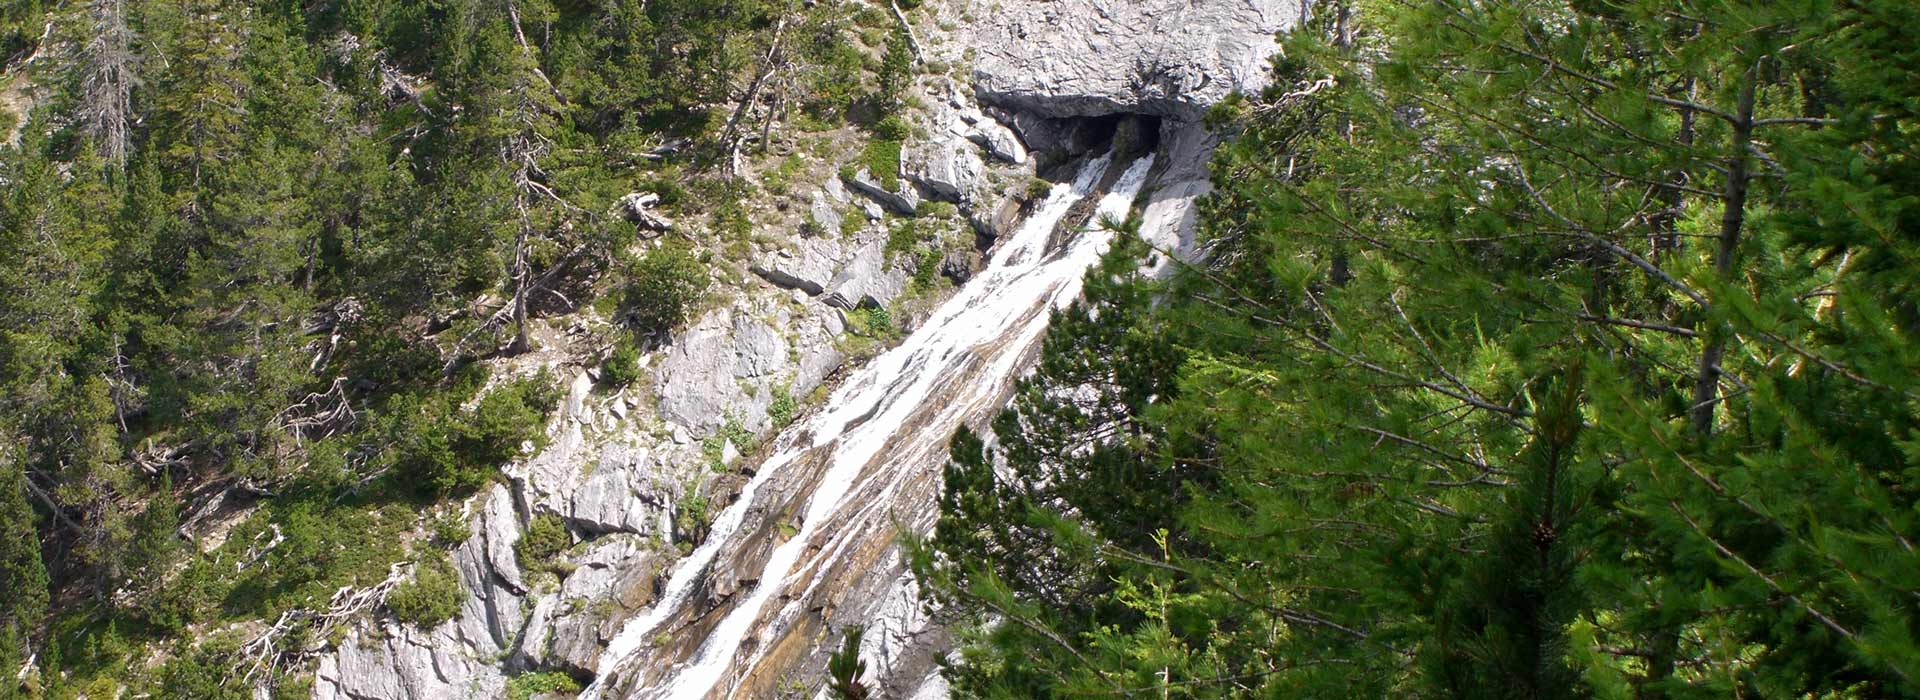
[[844, 305, 896, 339], [674, 483, 712, 542], [874, 114, 911, 141], [154, 636, 250, 700], [601, 339, 643, 388], [885, 217, 926, 259], [387, 552, 465, 628], [516, 513, 571, 571], [768, 384, 797, 428], [702, 417, 755, 471], [390, 372, 560, 497], [507, 671, 581, 700], [621, 242, 710, 336], [859, 139, 904, 190]]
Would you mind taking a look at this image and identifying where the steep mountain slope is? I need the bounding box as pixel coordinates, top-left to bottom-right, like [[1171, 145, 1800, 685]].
[[309, 1, 1297, 698]]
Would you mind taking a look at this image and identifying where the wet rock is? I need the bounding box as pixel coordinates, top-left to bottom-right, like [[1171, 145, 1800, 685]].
[[970, 0, 1299, 121], [970, 194, 1027, 244], [940, 248, 981, 284]]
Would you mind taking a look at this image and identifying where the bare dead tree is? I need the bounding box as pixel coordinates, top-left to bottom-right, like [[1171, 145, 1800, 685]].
[[78, 0, 136, 167]]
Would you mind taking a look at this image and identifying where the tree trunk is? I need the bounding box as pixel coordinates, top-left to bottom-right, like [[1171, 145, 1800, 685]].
[[1688, 69, 1757, 437]]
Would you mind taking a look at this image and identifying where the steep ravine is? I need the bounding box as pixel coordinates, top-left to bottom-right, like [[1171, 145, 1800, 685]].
[[311, 1, 1299, 698]]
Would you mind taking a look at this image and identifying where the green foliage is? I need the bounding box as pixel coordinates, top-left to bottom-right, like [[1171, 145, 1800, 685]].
[[673, 482, 711, 543], [516, 513, 571, 572], [153, 635, 249, 700], [0, 455, 48, 695], [702, 416, 754, 471], [852, 138, 904, 191], [507, 671, 581, 700], [919, 1, 1920, 697], [620, 242, 711, 336], [873, 27, 914, 117], [826, 626, 870, 700], [0, 0, 903, 690], [767, 384, 798, 428], [841, 305, 895, 340], [390, 372, 561, 497], [387, 552, 465, 629], [601, 338, 644, 388]]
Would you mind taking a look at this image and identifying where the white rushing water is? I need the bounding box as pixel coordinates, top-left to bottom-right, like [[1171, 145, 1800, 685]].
[[584, 148, 1158, 700]]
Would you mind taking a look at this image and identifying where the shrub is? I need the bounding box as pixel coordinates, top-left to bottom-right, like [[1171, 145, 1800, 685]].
[[702, 416, 754, 471], [516, 513, 571, 570], [873, 114, 911, 141], [768, 384, 797, 428], [389, 371, 560, 497], [621, 242, 710, 335], [674, 483, 711, 542], [507, 671, 581, 700], [858, 139, 903, 190], [844, 305, 895, 339], [387, 553, 465, 628], [885, 217, 922, 258], [155, 636, 250, 700], [601, 339, 642, 388]]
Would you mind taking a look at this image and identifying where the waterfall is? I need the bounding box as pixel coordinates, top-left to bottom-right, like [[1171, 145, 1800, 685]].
[[585, 147, 1159, 700]]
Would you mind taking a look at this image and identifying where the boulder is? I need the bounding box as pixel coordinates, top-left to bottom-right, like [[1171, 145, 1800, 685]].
[[969, 194, 1026, 243], [904, 138, 986, 202], [806, 189, 843, 237], [967, 118, 1028, 164], [822, 240, 910, 310], [844, 168, 921, 216], [750, 237, 843, 296]]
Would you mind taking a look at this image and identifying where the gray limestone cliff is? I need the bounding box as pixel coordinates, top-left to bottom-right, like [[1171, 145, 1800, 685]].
[[308, 1, 1300, 698]]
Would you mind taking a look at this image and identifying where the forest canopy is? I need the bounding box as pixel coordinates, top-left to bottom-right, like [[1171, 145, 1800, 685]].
[[0, 0, 910, 695], [915, 0, 1920, 697]]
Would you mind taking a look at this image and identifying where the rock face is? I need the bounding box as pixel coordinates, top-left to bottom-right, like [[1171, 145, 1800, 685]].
[[905, 137, 986, 201], [313, 485, 525, 700], [307, 0, 1297, 698], [844, 167, 922, 215], [970, 0, 1303, 121]]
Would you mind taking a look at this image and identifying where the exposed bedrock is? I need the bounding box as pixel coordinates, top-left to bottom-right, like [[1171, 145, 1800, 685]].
[[308, 1, 1300, 698], [969, 0, 1306, 122]]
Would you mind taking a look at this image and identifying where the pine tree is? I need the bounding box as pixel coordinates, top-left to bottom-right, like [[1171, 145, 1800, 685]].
[[0, 442, 50, 698], [826, 626, 870, 700]]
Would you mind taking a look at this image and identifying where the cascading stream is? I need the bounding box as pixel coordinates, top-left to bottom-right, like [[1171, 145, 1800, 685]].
[[584, 147, 1158, 700]]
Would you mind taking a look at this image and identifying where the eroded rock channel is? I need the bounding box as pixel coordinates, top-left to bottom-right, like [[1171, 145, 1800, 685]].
[[312, 0, 1300, 698]]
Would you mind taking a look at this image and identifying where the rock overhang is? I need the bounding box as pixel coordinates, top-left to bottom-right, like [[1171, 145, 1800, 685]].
[[966, 0, 1305, 123]]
